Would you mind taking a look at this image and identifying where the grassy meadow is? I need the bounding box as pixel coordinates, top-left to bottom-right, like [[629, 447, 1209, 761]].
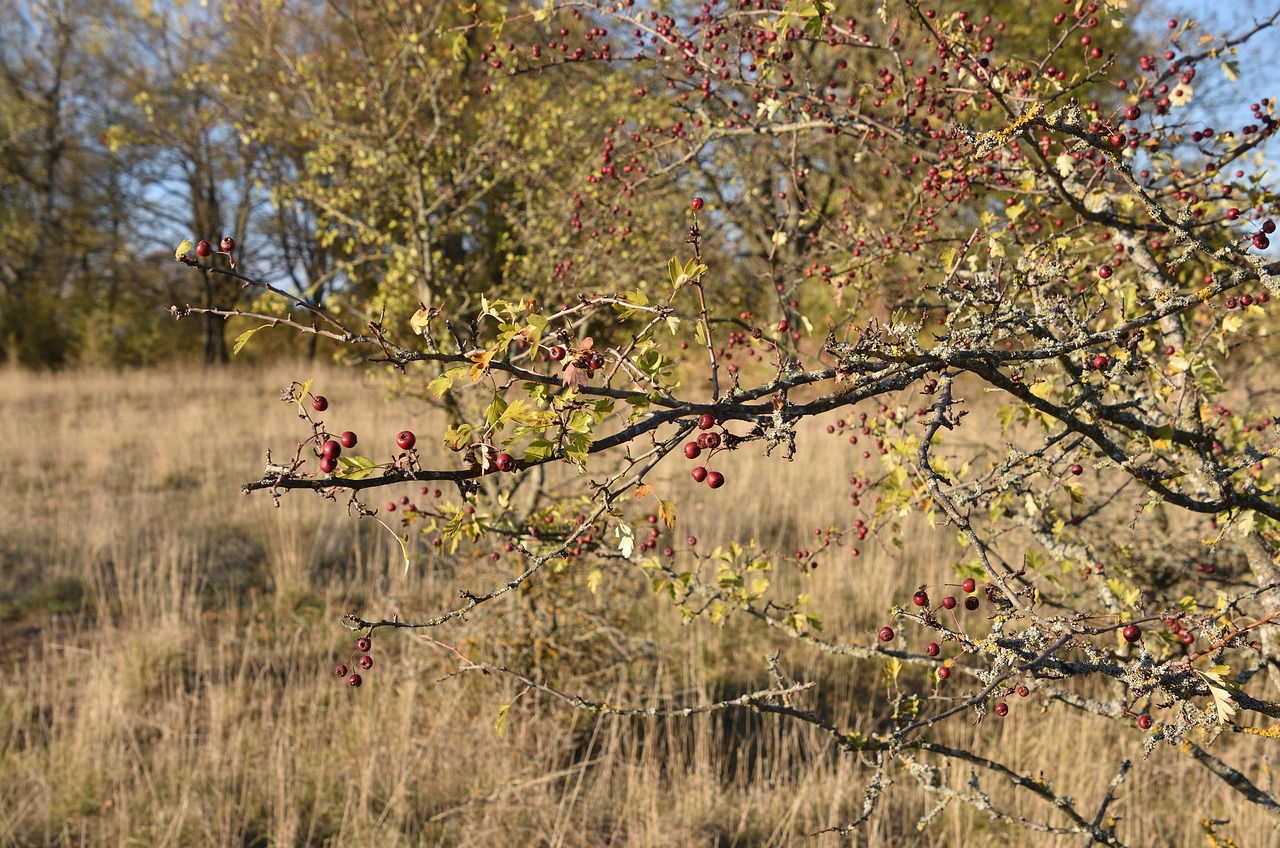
[[0, 363, 1275, 847]]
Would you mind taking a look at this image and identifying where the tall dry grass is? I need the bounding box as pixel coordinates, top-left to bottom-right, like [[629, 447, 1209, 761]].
[[0, 363, 1274, 847]]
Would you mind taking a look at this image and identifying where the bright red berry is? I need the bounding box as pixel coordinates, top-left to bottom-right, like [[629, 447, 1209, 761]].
[[1097, 264, 1113, 279], [397, 430, 416, 450], [962, 578, 976, 594], [195, 239, 212, 257], [684, 441, 702, 459], [878, 626, 895, 642], [1122, 624, 1142, 643], [691, 466, 708, 482], [549, 345, 566, 361], [340, 431, 358, 448], [705, 470, 725, 489], [312, 395, 329, 412], [1071, 464, 1083, 475], [702, 431, 721, 449], [1093, 354, 1109, 370], [691, 196, 704, 211], [698, 413, 715, 430], [1124, 105, 1141, 121], [941, 596, 957, 610], [348, 673, 362, 687], [1137, 714, 1153, 729], [1227, 208, 1240, 220]]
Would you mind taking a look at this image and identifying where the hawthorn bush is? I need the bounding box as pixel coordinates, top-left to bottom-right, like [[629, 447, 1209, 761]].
[[175, 0, 1280, 840]]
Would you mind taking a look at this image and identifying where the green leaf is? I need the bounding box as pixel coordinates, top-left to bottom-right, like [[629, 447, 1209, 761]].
[[175, 239, 194, 261], [232, 324, 269, 356], [335, 455, 378, 480]]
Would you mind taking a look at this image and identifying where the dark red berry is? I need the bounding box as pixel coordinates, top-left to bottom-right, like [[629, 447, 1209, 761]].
[[912, 590, 929, 607], [1253, 233, 1271, 250], [691, 466, 708, 482], [312, 395, 329, 412], [1137, 714, 1153, 729], [1097, 264, 1113, 279], [496, 452, 516, 472], [549, 345, 566, 361], [878, 626, 895, 642], [962, 578, 977, 594], [397, 430, 416, 450], [1016, 685, 1029, 697], [340, 431, 358, 448], [1264, 220, 1277, 234], [319, 455, 337, 473], [705, 470, 725, 489], [321, 439, 341, 459], [925, 642, 940, 657], [941, 596, 957, 610], [1124, 105, 1141, 121], [348, 673, 362, 687], [994, 702, 1009, 717], [1227, 208, 1240, 220], [702, 431, 721, 449], [698, 413, 715, 430], [195, 239, 212, 257], [358, 655, 373, 670], [1070, 464, 1083, 475], [220, 236, 235, 252], [684, 442, 701, 459], [937, 667, 951, 680], [691, 196, 704, 211], [964, 597, 980, 611], [1122, 624, 1142, 643], [335, 664, 348, 677]]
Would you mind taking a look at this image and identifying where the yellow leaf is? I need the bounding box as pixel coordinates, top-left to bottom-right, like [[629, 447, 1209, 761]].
[[175, 239, 193, 260], [469, 348, 496, 381], [1029, 380, 1054, 400], [659, 499, 677, 530]]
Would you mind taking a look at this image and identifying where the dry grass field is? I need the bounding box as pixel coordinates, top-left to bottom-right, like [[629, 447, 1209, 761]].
[[0, 363, 1275, 847]]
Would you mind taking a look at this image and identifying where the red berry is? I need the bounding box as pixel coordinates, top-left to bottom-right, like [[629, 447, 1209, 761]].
[[195, 239, 212, 257], [549, 345, 566, 361], [698, 413, 715, 430], [312, 395, 329, 412], [1070, 464, 1083, 475], [340, 431, 358, 448], [964, 597, 980, 611], [1253, 233, 1270, 250], [348, 673, 362, 687], [319, 455, 337, 473], [335, 664, 348, 677], [705, 470, 725, 489], [994, 702, 1009, 717], [321, 439, 341, 459], [702, 431, 721, 449], [937, 667, 951, 680], [1017, 685, 1029, 697], [1227, 208, 1240, 220], [941, 596, 957, 610], [691, 196, 704, 211], [386, 502, 396, 512], [1097, 264, 1113, 279], [358, 655, 373, 670], [912, 590, 929, 607], [691, 466, 708, 482], [356, 637, 371, 652], [1092, 354, 1109, 370], [925, 642, 940, 657], [397, 430, 416, 450], [878, 626, 895, 642], [1137, 714, 1153, 729], [684, 441, 702, 459], [496, 452, 516, 472], [962, 578, 977, 594], [1122, 624, 1142, 643], [1264, 220, 1277, 234], [219, 236, 235, 252], [1124, 105, 1141, 121]]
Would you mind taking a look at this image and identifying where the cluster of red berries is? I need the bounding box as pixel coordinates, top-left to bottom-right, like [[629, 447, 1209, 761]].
[[335, 635, 374, 687], [193, 236, 235, 257], [684, 413, 725, 489], [308, 394, 417, 474]]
